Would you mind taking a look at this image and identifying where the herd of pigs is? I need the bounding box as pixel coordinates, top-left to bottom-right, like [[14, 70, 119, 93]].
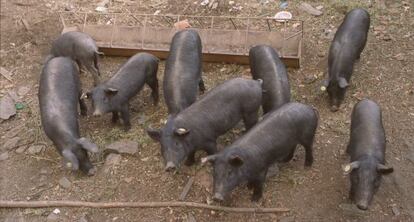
[[37, 8, 393, 211]]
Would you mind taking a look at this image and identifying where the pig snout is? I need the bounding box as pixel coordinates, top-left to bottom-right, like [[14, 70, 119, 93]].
[[164, 161, 177, 172], [356, 200, 369, 210], [92, 110, 103, 116], [213, 193, 225, 202]]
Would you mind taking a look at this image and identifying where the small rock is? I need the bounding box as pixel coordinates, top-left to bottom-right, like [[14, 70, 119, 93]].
[[0, 152, 9, 161], [26, 145, 44, 154], [47, 211, 59, 221], [0, 95, 16, 120], [17, 86, 30, 96], [15, 146, 27, 154], [3, 137, 20, 151], [316, 5, 324, 10], [105, 140, 139, 155], [95, 6, 108, 12], [279, 216, 295, 222], [304, 75, 318, 84], [40, 168, 50, 175], [59, 177, 71, 189], [299, 2, 323, 16], [392, 205, 400, 216]]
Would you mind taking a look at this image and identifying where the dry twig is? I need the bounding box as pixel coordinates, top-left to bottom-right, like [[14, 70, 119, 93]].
[[0, 200, 289, 213]]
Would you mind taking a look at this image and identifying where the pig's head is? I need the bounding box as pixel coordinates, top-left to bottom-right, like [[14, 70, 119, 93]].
[[81, 85, 119, 116], [344, 160, 393, 210], [321, 77, 349, 112], [202, 150, 247, 202], [147, 117, 193, 172], [61, 137, 99, 176]]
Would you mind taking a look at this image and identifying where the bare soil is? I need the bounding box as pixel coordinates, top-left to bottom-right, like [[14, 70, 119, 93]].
[[1, 0, 413, 221]]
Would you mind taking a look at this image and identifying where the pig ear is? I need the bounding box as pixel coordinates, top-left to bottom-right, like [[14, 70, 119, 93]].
[[147, 128, 161, 141], [320, 79, 329, 91], [104, 88, 118, 97], [174, 128, 190, 136], [62, 149, 79, 171], [377, 164, 393, 174], [228, 155, 244, 167], [77, 137, 99, 153], [338, 77, 349, 89], [201, 155, 217, 165], [342, 161, 360, 174]]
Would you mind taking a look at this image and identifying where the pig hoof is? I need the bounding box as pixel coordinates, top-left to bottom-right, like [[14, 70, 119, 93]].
[[184, 159, 195, 166], [87, 167, 97, 176], [330, 105, 339, 112], [123, 125, 131, 131]]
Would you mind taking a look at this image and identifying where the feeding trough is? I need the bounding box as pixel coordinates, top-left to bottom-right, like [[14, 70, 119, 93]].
[[60, 12, 303, 68]]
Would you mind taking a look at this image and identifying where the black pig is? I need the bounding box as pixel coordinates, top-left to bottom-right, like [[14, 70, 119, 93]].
[[39, 57, 98, 175], [47, 31, 103, 86], [202, 102, 318, 201], [249, 45, 290, 113], [83, 53, 159, 131], [163, 29, 205, 115], [321, 8, 370, 111], [344, 99, 393, 210], [148, 78, 262, 172]]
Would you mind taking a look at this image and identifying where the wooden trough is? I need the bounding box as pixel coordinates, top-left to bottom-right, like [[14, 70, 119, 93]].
[[60, 12, 303, 68]]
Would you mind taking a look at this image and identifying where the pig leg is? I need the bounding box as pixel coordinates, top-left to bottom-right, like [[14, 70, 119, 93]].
[[198, 78, 206, 94], [302, 141, 314, 167], [146, 77, 159, 106], [249, 170, 267, 201], [112, 112, 119, 123], [185, 150, 196, 166], [120, 105, 131, 131], [242, 111, 259, 130], [280, 146, 296, 162], [79, 91, 87, 116], [204, 140, 218, 155]]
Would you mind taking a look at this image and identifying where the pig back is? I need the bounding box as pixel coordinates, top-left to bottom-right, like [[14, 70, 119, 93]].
[[39, 57, 81, 139], [163, 29, 202, 114]]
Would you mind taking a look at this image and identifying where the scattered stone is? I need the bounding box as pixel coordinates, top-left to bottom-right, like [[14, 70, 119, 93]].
[[279, 216, 295, 222], [0, 152, 9, 161], [299, 2, 323, 16], [105, 140, 139, 155], [17, 86, 30, 96], [0, 95, 16, 120], [47, 211, 59, 221], [15, 146, 27, 154], [3, 137, 20, 151], [187, 213, 196, 222], [392, 205, 400, 216], [304, 74, 318, 84], [59, 177, 72, 189], [26, 145, 45, 154], [339, 203, 366, 217]]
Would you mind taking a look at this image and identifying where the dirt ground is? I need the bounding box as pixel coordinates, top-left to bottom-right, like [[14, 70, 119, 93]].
[[1, 0, 413, 221]]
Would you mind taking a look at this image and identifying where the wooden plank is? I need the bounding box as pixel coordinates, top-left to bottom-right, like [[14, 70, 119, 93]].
[[99, 47, 300, 68]]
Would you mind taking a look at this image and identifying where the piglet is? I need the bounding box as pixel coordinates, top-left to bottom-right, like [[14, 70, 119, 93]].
[[249, 45, 290, 113], [321, 8, 370, 111], [148, 78, 262, 172], [47, 31, 103, 86], [39, 57, 98, 175], [83, 52, 159, 131], [344, 99, 393, 210], [202, 102, 318, 202]]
